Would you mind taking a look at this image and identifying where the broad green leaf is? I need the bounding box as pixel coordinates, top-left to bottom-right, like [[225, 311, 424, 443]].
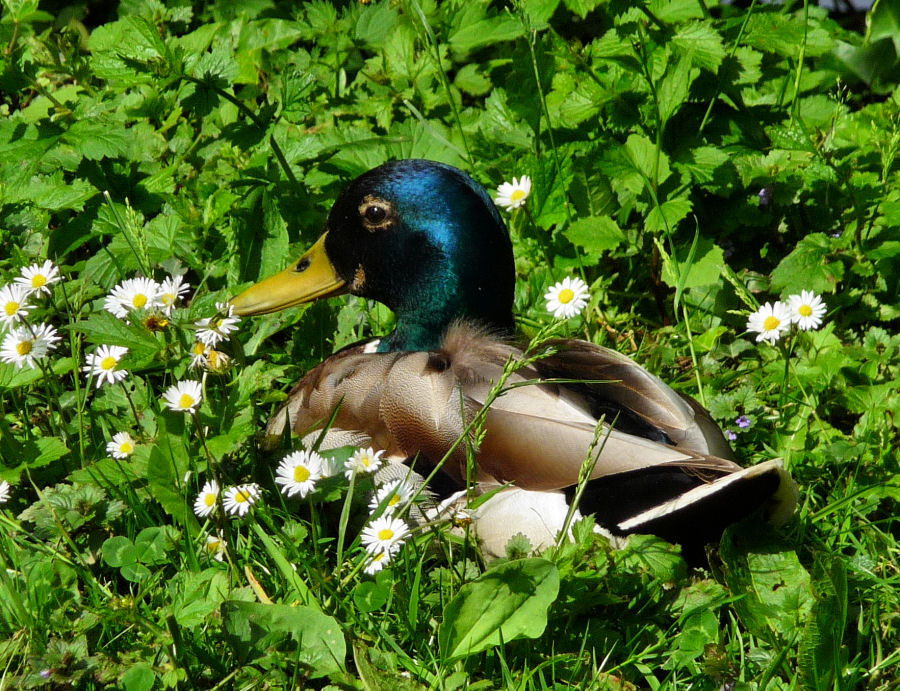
[[657, 56, 693, 125], [133, 526, 176, 565], [798, 555, 848, 690], [222, 601, 345, 677], [671, 21, 726, 71], [121, 664, 156, 691], [564, 216, 625, 258], [721, 522, 813, 643], [867, 0, 900, 54], [770, 233, 844, 294], [660, 235, 723, 289], [645, 196, 692, 235], [62, 120, 131, 161], [439, 558, 559, 662], [102, 536, 137, 568]]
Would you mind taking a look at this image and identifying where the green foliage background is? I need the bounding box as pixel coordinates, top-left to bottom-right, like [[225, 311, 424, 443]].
[[1, 0, 899, 688]]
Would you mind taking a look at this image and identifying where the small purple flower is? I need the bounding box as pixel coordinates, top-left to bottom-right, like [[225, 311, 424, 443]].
[[758, 186, 773, 206], [736, 415, 752, 429], [40, 670, 52, 680], [725, 429, 737, 441]]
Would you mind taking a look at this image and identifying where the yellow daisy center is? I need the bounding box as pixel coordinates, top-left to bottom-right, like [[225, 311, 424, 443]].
[[161, 292, 175, 305], [101, 355, 117, 371], [178, 393, 195, 409], [510, 188, 526, 202], [293, 465, 311, 482], [377, 528, 394, 541], [133, 294, 148, 308], [763, 315, 781, 331], [206, 539, 222, 553], [558, 288, 575, 304], [17, 340, 33, 356], [204, 493, 216, 507], [192, 342, 207, 356], [32, 275, 47, 288], [234, 490, 250, 504], [4, 301, 19, 316], [388, 494, 401, 506], [798, 304, 812, 317], [119, 441, 134, 455]]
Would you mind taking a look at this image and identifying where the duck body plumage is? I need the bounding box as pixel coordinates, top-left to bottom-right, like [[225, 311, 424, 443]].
[[232, 159, 796, 560]]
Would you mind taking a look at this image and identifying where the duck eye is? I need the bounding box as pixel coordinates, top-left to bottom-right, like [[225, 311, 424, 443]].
[[363, 205, 387, 225]]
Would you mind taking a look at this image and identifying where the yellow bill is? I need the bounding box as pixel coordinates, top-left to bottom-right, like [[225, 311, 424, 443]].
[[230, 233, 347, 316]]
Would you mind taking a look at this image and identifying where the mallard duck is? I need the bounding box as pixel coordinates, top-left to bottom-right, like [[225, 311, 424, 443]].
[[231, 159, 796, 560]]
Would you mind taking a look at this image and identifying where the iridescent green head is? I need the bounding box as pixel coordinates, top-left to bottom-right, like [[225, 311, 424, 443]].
[[231, 159, 515, 352]]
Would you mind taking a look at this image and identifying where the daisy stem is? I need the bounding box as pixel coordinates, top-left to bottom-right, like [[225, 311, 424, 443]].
[[122, 384, 143, 430]]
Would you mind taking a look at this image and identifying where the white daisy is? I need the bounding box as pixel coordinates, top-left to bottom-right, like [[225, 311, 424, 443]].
[[746, 301, 792, 345], [369, 479, 415, 516], [157, 275, 190, 315], [0, 283, 34, 325], [364, 549, 391, 575], [0, 323, 61, 369], [195, 302, 240, 347], [189, 341, 209, 369], [104, 277, 161, 319], [106, 431, 136, 459], [274, 450, 325, 499], [495, 175, 532, 210], [223, 483, 260, 517], [0, 480, 10, 504], [344, 447, 384, 480], [544, 276, 590, 319], [787, 291, 826, 331], [82, 344, 129, 387], [205, 533, 226, 562], [361, 515, 410, 556], [193, 480, 220, 518], [15, 260, 61, 297], [162, 380, 203, 413]]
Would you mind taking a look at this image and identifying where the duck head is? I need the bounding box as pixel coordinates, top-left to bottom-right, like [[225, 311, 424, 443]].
[[230, 159, 515, 352]]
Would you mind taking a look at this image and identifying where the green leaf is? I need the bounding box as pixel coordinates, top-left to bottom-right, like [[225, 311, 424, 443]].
[[439, 558, 559, 662], [563, 216, 625, 258], [657, 56, 694, 125], [721, 522, 813, 644], [133, 526, 175, 565], [798, 555, 848, 690], [352, 580, 390, 614], [645, 196, 693, 235], [121, 663, 156, 691], [770, 233, 844, 295], [670, 21, 726, 71], [63, 120, 131, 161], [222, 601, 345, 677], [102, 536, 137, 567], [660, 235, 723, 290], [71, 312, 162, 362]]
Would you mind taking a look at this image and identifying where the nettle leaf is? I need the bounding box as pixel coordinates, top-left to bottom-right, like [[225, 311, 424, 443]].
[[89, 16, 173, 82], [564, 216, 626, 259], [798, 555, 848, 690], [645, 196, 693, 235], [439, 558, 559, 662], [670, 21, 726, 72], [721, 522, 813, 644], [354, 2, 400, 49], [660, 235, 723, 290], [222, 601, 346, 677], [770, 233, 844, 295], [446, 4, 523, 57], [9, 174, 97, 212], [657, 56, 694, 125], [62, 120, 131, 161]]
